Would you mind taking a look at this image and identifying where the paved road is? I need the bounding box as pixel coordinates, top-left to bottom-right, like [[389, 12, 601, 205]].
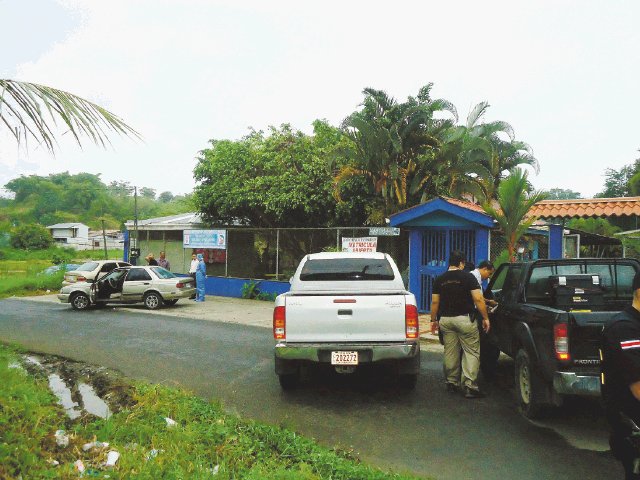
[[0, 297, 622, 479]]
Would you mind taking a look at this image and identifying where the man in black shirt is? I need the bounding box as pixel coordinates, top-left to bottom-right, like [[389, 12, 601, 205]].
[[430, 251, 491, 398], [602, 272, 640, 479]]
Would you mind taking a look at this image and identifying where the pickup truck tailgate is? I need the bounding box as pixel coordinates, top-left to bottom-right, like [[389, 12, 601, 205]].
[[285, 294, 407, 342], [570, 311, 617, 360]]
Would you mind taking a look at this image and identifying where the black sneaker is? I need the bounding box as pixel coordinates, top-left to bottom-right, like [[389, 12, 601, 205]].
[[445, 383, 460, 394], [464, 387, 486, 399]]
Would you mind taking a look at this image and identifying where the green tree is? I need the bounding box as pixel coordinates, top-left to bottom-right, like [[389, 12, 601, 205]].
[[483, 168, 547, 261], [0, 79, 139, 152], [10, 224, 53, 250], [544, 188, 582, 200], [596, 159, 640, 198], [158, 191, 175, 203], [194, 122, 355, 228], [140, 187, 156, 199], [333, 84, 457, 221]]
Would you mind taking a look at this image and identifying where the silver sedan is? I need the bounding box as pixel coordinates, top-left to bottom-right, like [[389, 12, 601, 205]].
[[58, 266, 196, 310]]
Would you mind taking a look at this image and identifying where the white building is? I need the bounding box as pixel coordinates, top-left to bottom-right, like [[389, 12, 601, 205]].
[[88, 230, 125, 249], [47, 223, 89, 250]]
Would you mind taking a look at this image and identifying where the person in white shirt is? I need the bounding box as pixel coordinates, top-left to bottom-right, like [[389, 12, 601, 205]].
[[188, 253, 199, 299]]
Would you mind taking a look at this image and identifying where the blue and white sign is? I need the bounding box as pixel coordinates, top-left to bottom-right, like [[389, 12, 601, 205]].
[[183, 230, 227, 249]]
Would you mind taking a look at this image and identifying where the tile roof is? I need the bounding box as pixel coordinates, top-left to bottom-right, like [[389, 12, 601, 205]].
[[529, 197, 640, 218], [441, 196, 488, 214]]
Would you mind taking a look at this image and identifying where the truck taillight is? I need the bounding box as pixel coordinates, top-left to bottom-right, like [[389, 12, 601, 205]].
[[405, 304, 419, 339], [273, 306, 286, 340], [554, 323, 570, 361]]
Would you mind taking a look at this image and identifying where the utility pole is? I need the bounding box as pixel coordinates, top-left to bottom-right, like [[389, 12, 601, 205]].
[[133, 186, 139, 265], [101, 219, 108, 260]]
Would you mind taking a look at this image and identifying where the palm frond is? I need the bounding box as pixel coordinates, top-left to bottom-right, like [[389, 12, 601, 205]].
[[0, 79, 140, 153]]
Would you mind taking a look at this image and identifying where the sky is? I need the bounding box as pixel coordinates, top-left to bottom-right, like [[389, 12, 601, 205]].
[[1, 0, 639, 198]]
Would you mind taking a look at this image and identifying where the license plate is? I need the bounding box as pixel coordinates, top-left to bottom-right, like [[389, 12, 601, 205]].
[[331, 351, 358, 365]]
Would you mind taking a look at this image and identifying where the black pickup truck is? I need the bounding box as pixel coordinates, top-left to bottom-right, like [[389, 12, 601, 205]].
[[484, 258, 640, 418]]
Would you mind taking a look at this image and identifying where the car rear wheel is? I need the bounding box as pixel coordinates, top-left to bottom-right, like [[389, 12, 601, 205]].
[[515, 348, 545, 419], [163, 299, 179, 306], [70, 293, 90, 311], [143, 292, 162, 310], [278, 372, 300, 390]]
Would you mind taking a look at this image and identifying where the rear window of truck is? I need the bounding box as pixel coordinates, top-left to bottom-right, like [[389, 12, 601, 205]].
[[526, 263, 637, 302], [299, 258, 395, 281]]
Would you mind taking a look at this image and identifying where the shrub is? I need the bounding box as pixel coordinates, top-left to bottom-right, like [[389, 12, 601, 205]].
[[10, 224, 53, 250]]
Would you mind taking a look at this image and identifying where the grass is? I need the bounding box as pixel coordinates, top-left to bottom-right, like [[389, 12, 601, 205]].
[[0, 247, 125, 298], [0, 344, 420, 479], [0, 270, 65, 299]]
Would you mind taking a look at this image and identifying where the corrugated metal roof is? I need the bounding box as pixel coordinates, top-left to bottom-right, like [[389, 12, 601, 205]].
[[530, 197, 640, 218], [47, 223, 87, 229]]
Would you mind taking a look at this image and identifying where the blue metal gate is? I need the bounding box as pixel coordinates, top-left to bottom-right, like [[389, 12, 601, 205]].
[[417, 228, 476, 311]]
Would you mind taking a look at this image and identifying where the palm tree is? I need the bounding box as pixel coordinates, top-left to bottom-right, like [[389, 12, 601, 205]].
[[483, 168, 547, 261], [438, 102, 539, 202], [0, 79, 139, 153], [333, 84, 457, 221]]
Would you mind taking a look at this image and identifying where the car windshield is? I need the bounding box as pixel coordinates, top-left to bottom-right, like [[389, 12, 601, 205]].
[[299, 258, 395, 281], [151, 267, 176, 279], [75, 261, 99, 272]]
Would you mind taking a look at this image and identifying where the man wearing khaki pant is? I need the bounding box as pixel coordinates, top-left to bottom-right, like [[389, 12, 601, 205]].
[[430, 251, 491, 398]]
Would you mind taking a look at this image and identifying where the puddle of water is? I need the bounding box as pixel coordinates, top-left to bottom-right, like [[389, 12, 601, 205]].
[[25, 356, 43, 367], [48, 374, 81, 420], [78, 382, 112, 419]]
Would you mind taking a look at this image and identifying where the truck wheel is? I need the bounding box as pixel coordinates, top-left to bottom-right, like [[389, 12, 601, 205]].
[[71, 292, 90, 310], [398, 374, 418, 390], [480, 343, 500, 381], [278, 373, 300, 390], [515, 348, 545, 419], [143, 292, 162, 310]]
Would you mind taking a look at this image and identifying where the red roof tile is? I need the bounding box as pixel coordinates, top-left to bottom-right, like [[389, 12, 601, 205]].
[[529, 197, 640, 218]]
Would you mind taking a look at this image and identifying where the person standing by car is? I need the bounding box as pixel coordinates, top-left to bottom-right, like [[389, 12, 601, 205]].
[[188, 253, 198, 299], [601, 272, 640, 479], [145, 253, 158, 266], [430, 250, 491, 398], [158, 251, 171, 270], [470, 261, 500, 380], [195, 253, 207, 302]]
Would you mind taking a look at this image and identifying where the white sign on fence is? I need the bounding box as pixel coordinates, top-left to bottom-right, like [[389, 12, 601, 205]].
[[342, 237, 378, 253], [368, 227, 400, 236], [183, 230, 227, 249]]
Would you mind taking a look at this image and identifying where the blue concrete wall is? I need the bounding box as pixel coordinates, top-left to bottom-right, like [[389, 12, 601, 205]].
[[204, 276, 290, 298]]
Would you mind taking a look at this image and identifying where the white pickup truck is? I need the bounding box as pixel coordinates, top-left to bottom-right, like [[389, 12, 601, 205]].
[[273, 252, 420, 389]]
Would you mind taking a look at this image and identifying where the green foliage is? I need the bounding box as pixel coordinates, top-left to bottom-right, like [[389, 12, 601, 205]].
[[241, 281, 277, 301], [0, 270, 65, 298], [0, 79, 139, 153], [483, 169, 547, 260], [10, 224, 53, 250], [2, 171, 193, 230], [0, 345, 417, 479], [543, 188, 581, 200], [194, 122, 362, 228], [567, 218, 621, 236], [493, 249, 511, 269], [596, 158, 640, 198]]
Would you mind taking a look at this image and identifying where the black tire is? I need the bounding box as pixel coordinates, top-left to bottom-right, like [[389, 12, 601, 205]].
[[278, 372, 300, 390], [143, 292, 162, 310], [398, 374, 418, 390], [70, 292, 90, 311], [480, 342, 501, 381], [515, 348, 545, 419], [163, 299, 179, 306]]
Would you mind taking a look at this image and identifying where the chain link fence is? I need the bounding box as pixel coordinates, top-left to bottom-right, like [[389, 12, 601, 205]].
[[135, 227, 409, 280]]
